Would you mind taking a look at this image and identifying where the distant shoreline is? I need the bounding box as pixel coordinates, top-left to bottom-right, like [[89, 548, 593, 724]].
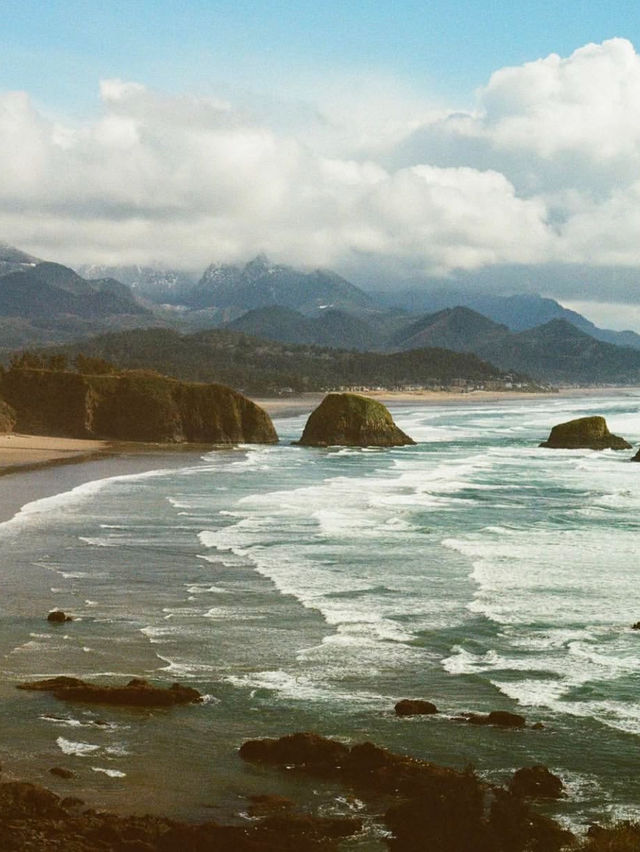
[[252, 385, 640, 416]]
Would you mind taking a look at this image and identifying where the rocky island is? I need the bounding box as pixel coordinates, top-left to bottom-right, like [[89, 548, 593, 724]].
[[539, 415, 631, 450], [296, 392, 415, 447]]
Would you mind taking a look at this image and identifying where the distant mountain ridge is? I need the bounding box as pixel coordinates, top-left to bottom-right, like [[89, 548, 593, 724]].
[[377, 288, 640, 351], [0, 251, 154, 354], [226, 305, 380, 350], [183, 254, 375, 315], [4, 242, 640, 386], [389, 307, 640, 384]]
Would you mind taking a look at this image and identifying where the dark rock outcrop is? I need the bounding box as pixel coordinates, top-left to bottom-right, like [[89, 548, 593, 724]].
[[472, 710, 525, 728], [296, 393, 415, 447], [0, 779, 360, 851], [395, 699, 438, 716], [47, 610, 72, 624], [0, 368, 277, 444], [240, 732, 573, 852], [455, 710, 526, 728], [17, 677, 202, 708], [509, 765, 564, 799], [540, 416, 631, 450]]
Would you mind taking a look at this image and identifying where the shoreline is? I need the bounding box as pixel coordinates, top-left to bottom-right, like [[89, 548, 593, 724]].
[[0, 390, 637, 843], [253, 385, 640, 416]]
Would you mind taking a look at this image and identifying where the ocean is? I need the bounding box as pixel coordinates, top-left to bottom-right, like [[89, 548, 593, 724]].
[[1, 392, 640, 844]]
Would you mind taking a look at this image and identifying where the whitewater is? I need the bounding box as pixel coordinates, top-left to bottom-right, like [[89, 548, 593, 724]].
[[0, 392, 639, 834]]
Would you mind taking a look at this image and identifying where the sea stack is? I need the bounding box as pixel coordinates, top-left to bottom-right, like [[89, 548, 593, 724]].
[[539, 416, 631, 450], [296, 393, 415, 447]]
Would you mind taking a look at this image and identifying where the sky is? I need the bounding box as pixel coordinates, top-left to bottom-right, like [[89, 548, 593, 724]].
[[3, 0, 640, 327]]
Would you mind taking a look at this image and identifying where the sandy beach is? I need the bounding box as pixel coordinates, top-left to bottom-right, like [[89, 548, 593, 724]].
[[0, 434, 109, 473], [252, 385, 640, 417]]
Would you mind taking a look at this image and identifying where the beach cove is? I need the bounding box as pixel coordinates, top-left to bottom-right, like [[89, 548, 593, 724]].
[[0, 389, 639, 845]]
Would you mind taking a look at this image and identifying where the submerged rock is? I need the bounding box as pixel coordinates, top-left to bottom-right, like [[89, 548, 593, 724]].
[[49, 767, 74, 780], [395, 699, 439, 716], [540, 416, 631, 450], [296, 393, 415, 447], [17, 677, 202, 707]]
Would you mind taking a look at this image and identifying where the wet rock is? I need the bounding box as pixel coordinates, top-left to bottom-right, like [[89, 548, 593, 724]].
[[50, 767, 75, 780], [632, 621, 640, 630], [395, 699, 438, 716], [457, 710, 526, 728], [509, 765, 564, 799], [540, 416, 631, 450], [17, 677, 202, 707], [239, 732, 349, 773], [47, 610, 72, 623], [241, 733, 574, 852], [296, 393, 415, 447]]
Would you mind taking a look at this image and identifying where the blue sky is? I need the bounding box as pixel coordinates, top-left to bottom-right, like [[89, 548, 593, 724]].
[[3, 0, 639, 113], [3, 1, 640, 327]]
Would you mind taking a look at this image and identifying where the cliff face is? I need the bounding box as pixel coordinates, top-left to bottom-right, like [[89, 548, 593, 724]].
[[297, 393, 415, 447], [0, 369, 278, 445]]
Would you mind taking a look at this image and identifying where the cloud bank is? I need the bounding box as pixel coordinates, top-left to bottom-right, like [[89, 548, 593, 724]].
[[1, 38, 640, 297]]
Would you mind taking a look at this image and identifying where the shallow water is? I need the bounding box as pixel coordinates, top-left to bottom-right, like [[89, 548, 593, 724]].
[[1, 393, 640, 834]]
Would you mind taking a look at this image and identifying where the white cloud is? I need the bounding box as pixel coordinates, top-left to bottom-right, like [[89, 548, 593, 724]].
[[1, 38, 640, 286]]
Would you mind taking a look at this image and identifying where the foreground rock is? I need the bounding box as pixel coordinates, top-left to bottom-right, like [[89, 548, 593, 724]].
[[540, 416, 631, 450], [0, 367, 278, 444], [510, 765, 565, 799], [0, 780, 359, 851], [296, 393, 415, 447], [395, 699, 438, 716], [17, 677, 202, 707], [240, 732, 573, 852]]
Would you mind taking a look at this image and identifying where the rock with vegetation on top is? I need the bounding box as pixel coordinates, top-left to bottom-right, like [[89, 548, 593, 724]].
[[0, 367, 278, 445], [17, 676, 202, 707], [296, 393, 415, 447], [539, 416, 631, 450]]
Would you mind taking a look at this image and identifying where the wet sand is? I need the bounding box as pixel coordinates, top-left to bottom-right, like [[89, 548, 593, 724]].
[[0, 434, 109, 473]]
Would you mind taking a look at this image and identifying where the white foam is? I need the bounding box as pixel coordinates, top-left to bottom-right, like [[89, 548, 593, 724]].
[[91, 767, 126, 778], [56, 737, 100, 756]]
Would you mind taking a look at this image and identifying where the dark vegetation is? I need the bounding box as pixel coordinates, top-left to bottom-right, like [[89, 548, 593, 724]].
[[26, 327, 535, 395]]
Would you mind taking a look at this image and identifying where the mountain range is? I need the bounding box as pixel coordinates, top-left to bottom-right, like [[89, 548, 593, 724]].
[[3, 242, 640, 386]]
